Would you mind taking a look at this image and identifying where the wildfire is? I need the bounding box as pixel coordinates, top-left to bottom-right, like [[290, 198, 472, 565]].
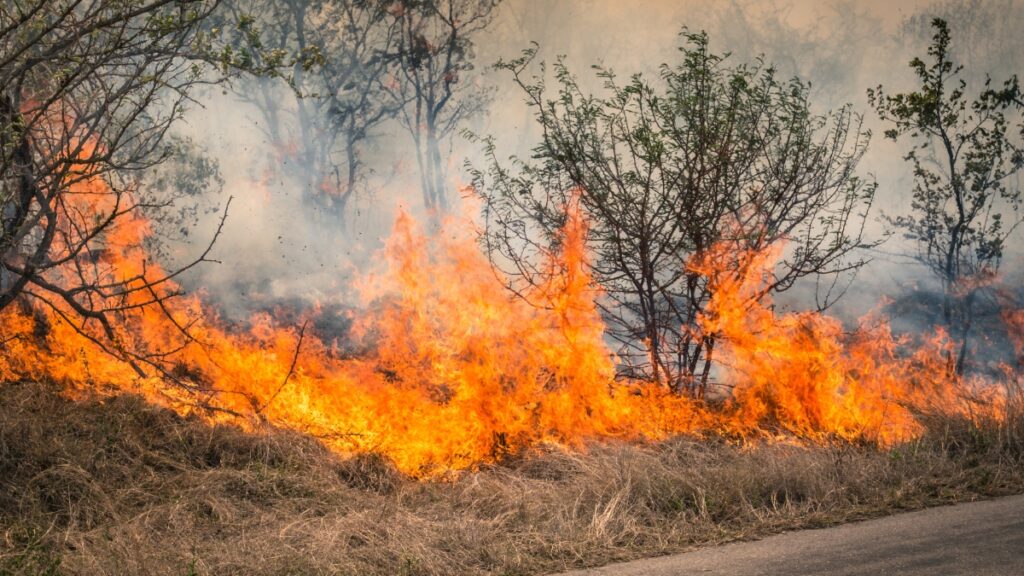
[[692, 242, 1004, 445], [0, 164, 1012, 477]]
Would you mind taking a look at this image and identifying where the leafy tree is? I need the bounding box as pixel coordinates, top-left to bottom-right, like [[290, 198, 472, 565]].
[[0, 0, 229, 373], [472, 31, 877, 396], [387, 0, 499, 214], [223, 0, 403, 224], [869, 18, 1024, 376]]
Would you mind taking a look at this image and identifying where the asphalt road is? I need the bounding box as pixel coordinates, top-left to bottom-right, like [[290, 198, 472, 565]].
[[559, 494, 1024, 576]]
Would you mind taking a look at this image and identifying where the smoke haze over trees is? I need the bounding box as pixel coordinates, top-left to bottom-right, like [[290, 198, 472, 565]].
[[148, 0, 1024, 326], [4, 0, 1024, 387]]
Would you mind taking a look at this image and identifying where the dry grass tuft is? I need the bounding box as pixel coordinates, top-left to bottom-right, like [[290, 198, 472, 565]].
[[1, 381, 1022, 575]]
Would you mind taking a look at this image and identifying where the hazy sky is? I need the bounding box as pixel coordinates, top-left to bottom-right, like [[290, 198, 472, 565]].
[[178, 0, 1024, 319]]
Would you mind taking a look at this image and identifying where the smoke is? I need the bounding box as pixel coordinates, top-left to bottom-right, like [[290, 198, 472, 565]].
[[161, 0, 1024, 330], [162, 82, 410, 318], [468, 0, 1024, 319]]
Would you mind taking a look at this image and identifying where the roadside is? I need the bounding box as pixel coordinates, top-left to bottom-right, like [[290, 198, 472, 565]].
[[560, 495, 1024, 576]]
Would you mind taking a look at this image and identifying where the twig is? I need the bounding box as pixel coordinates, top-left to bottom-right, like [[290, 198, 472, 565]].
[[257, 320, 308, 414]]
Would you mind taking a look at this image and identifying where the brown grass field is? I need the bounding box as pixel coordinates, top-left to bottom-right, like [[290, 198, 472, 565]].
[[1, 380, 1022, 575]]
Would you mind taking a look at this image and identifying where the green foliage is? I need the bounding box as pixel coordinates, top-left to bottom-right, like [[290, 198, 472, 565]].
[[869, 18, 1024, 374], [0, 527, 62, 576], [205, 11, 292, 78], [473, 29, 876, 393]]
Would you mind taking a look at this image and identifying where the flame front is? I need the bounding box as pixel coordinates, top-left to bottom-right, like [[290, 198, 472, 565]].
[[692, 242, 1004, 446], [0, 166, 1011, 476]]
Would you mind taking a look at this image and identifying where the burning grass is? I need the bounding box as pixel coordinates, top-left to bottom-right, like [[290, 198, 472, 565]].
[[4, 143, 1024, 573], [1, 169, 1015, 478], [1, 380, 1021, 576]]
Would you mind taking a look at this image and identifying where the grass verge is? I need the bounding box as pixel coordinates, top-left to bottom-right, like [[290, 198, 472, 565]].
[[1, 380, 1021, 575]]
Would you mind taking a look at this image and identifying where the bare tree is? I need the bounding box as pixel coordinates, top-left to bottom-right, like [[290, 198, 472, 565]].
[[0, 0, 229, 375], [870, 18, 1024, 376], [224, 0, 403, 224], [472, 31, 878, 396], [387, 0, 499, 214]]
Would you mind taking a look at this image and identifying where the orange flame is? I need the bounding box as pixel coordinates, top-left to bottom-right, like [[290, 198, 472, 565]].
[[691, 242, 1003, 445], [0, 158, 1012, 476]]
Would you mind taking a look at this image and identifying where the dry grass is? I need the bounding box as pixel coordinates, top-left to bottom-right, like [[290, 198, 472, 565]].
[[1, 380, 1022, 576]]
